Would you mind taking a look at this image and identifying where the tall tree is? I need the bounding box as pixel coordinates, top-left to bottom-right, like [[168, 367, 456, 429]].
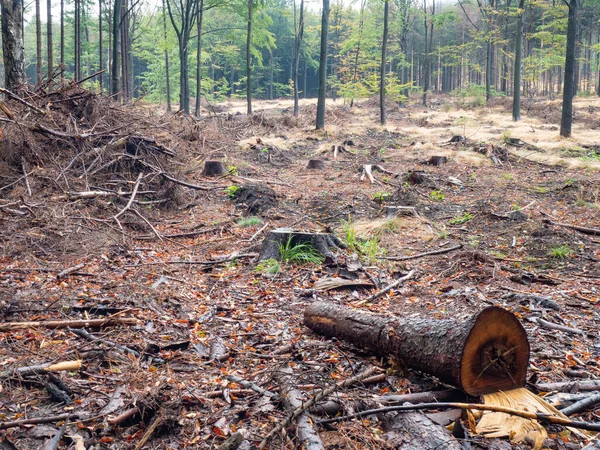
[[162, 0, 172, 111], [111, 0, 122, 95], [512, 0, 525, 121], [316, 0, 330, 129], [246, 0, 253, 114], [195, 0, 205, 116], [61, 0, 65, 79], [47, 0, 53, 75], [75, 0, 82, 80], [293, 0, 304, 116], [99, 0, 103, 90], [380, 0, 389, 125], [166, 0, 199, 114], [1, 0, 25, 89], [560, 0, 578, 137], [35, 0, 42, 82], [422, 0, 435, 106]]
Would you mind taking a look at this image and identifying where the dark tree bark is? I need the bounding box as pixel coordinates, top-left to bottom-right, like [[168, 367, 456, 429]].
[[512, 0, 525, 121], [1, 0, 25, 90], [201, 161, 227, 176], [422, 0, 434, 106], [111, 0, 121, 95], [194, 0, 204, 117], [74, 0, 82, 80], [380, 411, 462, 449], [99, 0, 103, 90], [380, 0, 389, 125], [60, 0, 64, 80], [35, 0, 42, 82], [162, 0, 171, 111], [560, 0, 578, 137], [47, 0, 53, 75], [315, 0, 330, 129], [293, 0, 304, 116], [246, 0, 253, 115], [304, 302, 530, 396]]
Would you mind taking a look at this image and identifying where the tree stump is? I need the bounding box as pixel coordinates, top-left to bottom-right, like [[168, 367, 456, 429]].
[[382, 205, 418, 219], [425, 156, 448, 166], [450, 135, 466, 144], [304, 302, 530, 396], [307, 159, 325, 170], [201, 161, 227, 176], [259, 228, 347, 261]]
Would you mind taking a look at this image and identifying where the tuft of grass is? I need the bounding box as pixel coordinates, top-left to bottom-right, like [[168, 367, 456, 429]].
[[255, 258, 281, 275], [339, 219, 383, 261], [429, 190, 445, 202], [501, 130, 512, 143], [373, 191, 391, 203], [548, 245, 573, 259], [449, 212, 473, 225], [225, 185, 240, 199], [279, 238, 324, 264], [237, 216, 264, 227]]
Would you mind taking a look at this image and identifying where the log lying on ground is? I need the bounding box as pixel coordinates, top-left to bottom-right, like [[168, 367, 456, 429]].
[[258, 228, 346, 261], [0, 317, 137, 332], [304, 302, 529, 396], [380, 411, 462, 449]]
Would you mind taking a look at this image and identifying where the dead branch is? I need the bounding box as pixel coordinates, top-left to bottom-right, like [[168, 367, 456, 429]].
[[41, 423, 67, 450], [0, 413, 78, 430], [363, 269, 415, 302], [0, 317, 137, 332], [0, 360, 82, 379], [216, 432, 245, 450], [114, 172, 144, 220], [0, 87, 46, 114], [160, 171, 224, 191], [316, 401, 600, 432], [379, 244, 462, 261], [277, 364, 324, 450], [560, 392, 600, 416], [227, 374, 278, 398], [57, 263, 86, 279], [258, 366, 380, 449], [530, 317, 585, 335], [124, 253, 257, 267], [535, 380, 600, 393], [134, 413, 163, 450], [543, 218, 600, 237]]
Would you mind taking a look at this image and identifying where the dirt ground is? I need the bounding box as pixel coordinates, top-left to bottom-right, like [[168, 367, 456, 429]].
[[1, 91, 599, 449]]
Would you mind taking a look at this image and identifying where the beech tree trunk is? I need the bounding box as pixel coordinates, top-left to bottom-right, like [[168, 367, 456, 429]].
[[293, 0, 304, 117], [1, 0, 25, 90], [304, 302, 530, 396], [315, 0, 330, 129]]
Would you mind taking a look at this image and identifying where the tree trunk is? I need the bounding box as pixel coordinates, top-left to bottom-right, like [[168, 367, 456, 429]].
[[560, 0, 578, 137], [162, 0, 171, 111], [422, 0, 430, 107], [194, 0, 204, 117], [47, 0, 53, 76], [315, 0, 330, 129], [35, 0, 42, 82], [111, 0, 121, 95], [293, 0, 304, 116], [74, 0, 81, 80], [512, 0, 525, 121], [180, 38, 190, 113], [98, 0, 103, 90], [1, 0, 25, 90], [259, 229, 345, 261], [246, 0, 253, 115], [304, 302, 530, 396], [380, 0, 389, 125], [380, 411, 462, 449]]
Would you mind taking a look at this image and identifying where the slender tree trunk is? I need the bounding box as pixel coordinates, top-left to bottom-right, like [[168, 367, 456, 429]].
[[35, 0, 42, 82], [99, 0, 103, 90], [269, 48, 274, 100], [162, 0, 171, 111], [74, 0, 81, 80], [560, 0, 578, 137], [350, 0, 366, 107], [180, 39, 190, 113], [246, 0, 253, 115], [47, 0, 53, 76], [1, 0, 25, 90], [422, 0, 429, 107], [303, 60, 307, 99], [512, 0, 525, 121], [380, 0, 389, 125], [194, 0, 204, 117], [60, 0, 64, 80], [111, 0, 121, 95], [315, 0, 330, 129], [293, 0, 304, 116]]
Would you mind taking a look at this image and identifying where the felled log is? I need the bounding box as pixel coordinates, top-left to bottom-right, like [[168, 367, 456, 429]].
[[258, 228, 346, 261], [304, 303, 529, 396], [202, 161, 227, 176], [307, 159, 325, 170], [0, 317, 137, 331], [380, 411, 462, 449], [277, 364, 324, 450]]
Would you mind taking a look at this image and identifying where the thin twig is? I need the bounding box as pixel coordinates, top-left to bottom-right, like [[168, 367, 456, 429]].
[[363, 269, 415, 303], [378, 244, 462, 261]]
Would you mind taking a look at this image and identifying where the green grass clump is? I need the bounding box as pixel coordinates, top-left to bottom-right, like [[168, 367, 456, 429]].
[[255, 258, 281, 275], [449, 212, 473, 225], [429, 190, 445, 202], [548, 245, 573, 259], [225, 185, 240, 199], [279, 238, 324, 264], [237, 216, 264, 227]]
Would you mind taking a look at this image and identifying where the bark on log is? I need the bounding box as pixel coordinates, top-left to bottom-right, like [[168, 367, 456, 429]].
[[258, 228, 346, 261], [202, 161, 227, 176], [380, 411, 462, 449], [307, 159, 325, 170], [277, 364, 324, 450], [304, 302, 529, 396]]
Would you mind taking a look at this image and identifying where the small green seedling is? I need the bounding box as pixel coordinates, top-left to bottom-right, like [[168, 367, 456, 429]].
[[429, 190, 445, 202], [449, 212, 473, 225]]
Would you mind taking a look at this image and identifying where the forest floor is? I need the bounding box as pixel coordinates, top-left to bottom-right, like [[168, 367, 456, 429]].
[[1, 88, 599, 450]]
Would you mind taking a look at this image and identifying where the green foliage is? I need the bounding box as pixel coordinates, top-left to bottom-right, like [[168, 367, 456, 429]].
[[237, 216, 264, 227], [255, 258, 281, 275], [429, 190, 445, 202], [548, 245, 573, 259], [373, 191, 391, 203], [228, 165, 239, 175], [449, 212, 473, 225], [225, 185, 241, 199], [279, 239, 324, 264]]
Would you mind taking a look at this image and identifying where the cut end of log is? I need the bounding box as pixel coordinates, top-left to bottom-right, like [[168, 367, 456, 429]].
[[460, 307, 530, 396]]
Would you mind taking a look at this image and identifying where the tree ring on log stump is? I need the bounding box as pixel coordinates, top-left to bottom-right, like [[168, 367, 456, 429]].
[[460, 306, 530, 395]]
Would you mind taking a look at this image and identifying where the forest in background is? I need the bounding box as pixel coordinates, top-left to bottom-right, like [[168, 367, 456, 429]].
[[12, 0, 600, 116]]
